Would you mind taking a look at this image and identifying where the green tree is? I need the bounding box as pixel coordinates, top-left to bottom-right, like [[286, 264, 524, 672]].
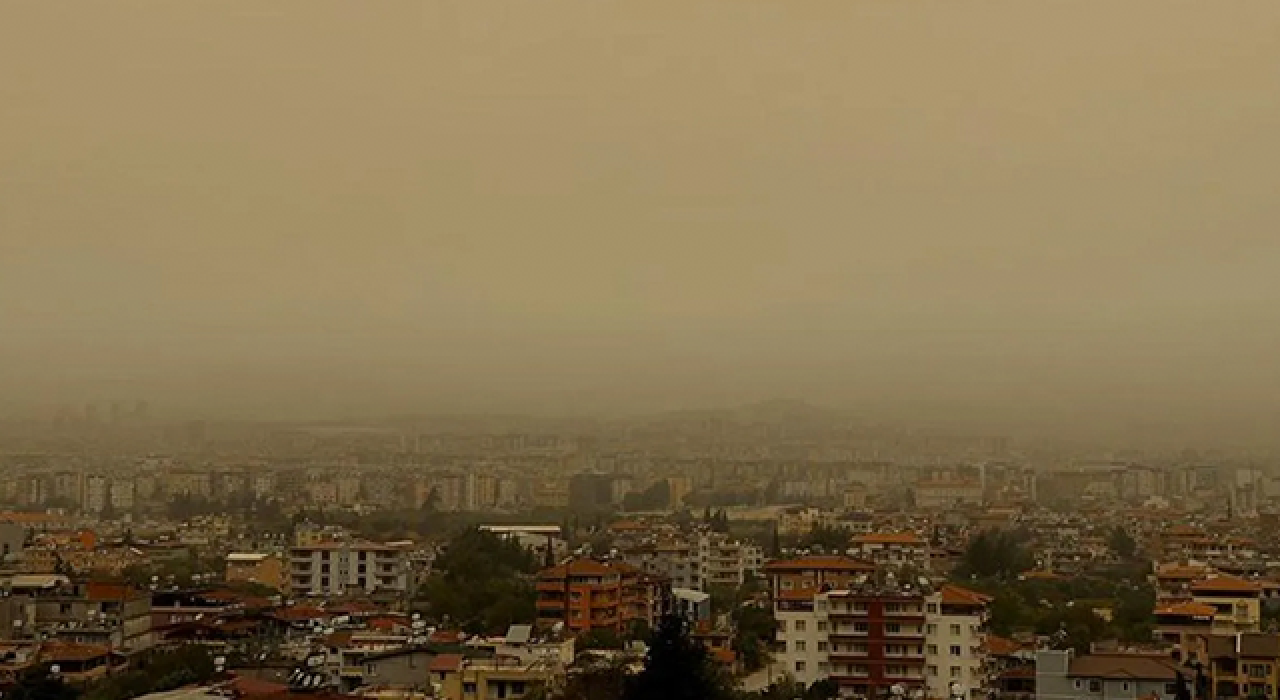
[[731, 603, 778, 673], [955, 530, 1032, 580], [1108, 527, 1138, 559], [625, 614, 733, 700], [802, 524, 849, 553], [548, 659, 631, 700], [416, 528, 537, 633], [8, 670, 78, 700], [579, 628, 624, 651]]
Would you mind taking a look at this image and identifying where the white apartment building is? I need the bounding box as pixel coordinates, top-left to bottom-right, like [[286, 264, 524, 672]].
[[110, 478, 136, 512], [774, 586, 929, 695], [289, 541, 412, 596], [697, 531, 765, 590], [852, 533, 931, 572], [82, 475, 108, 514], [925, 585, 992, 700], [774, 583, 991, 697], [628, 531, 764, 591]]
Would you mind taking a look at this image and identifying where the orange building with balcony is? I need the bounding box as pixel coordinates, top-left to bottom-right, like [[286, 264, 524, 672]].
[[536, 558, 664, 635]]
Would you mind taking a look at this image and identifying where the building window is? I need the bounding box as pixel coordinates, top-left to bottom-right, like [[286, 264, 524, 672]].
[[463, 683, 477, 695], [928, 645, 938, 656], [1074, 681, 1083, 690], [818, 642, 828, 652], [1089, 680, 1102, 693], [818, 621, 827, 632], [928, 666, 938, 677], [928, 603, 939, 613], [950, 667, 961, 679], [886, 623, 901, 634], [950, 624, 962, 636], [796, 641, 806, 652], [950, 645, 962, 657], [796, 620, 806, 632], [926, 624, 937, 635], [1121, 683, 1129, 691], [796, 661, 806, 673]]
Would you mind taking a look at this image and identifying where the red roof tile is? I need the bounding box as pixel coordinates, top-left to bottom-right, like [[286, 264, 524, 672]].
[[428, 654, 464, 673]]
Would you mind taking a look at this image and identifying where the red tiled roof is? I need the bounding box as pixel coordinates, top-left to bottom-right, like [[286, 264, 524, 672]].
[[764, 556, 875, 573], [272, 605, 329, 622], [428, 654, 464, 673], [1154, 602, 1216, 618], [939, 584, 992, 607], [1191, 576, 1262, 595], [41, 642, 111, 662], [775, 588, 818, 603], [538, 558, 616, 579], [984, 635, 1025, 656], [428, 630, 467, 645], [84, 582, 140, 602], [231, 676, 290, 698], [854, 533, 925, 546]]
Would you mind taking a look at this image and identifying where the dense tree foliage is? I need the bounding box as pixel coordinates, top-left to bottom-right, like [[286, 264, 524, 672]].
[[1108, 526, 1138, 559], [622, 482, 671, 512], [83, 646, 217, 700], [416, 528, 537, 633], [955, 530, 1033, 580], [972, 575, 1155, 653], [579, 627, 625, 651], [625, 614, 734, 700], [731, 602, 778, 673], [7, 646, 218, 700]]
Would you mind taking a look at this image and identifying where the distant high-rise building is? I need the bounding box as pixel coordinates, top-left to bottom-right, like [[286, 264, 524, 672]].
[[568, 473, 614, 512]]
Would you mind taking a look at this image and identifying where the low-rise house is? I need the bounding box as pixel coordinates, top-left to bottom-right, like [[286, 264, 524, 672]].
[[1035, 650, 1181, 700]]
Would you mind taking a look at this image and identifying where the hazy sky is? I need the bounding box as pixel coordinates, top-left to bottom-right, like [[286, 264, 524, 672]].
[[3, 2, 1279, 441]]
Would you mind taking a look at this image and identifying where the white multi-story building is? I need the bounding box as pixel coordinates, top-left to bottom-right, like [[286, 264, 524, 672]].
[[697, 531, 765, 590], [925, 585, 992, 700], [773, 582, 990, 697], [852, 533, 931, 572], [252, 473, 276, 500], [774, 586, 929, 695], [82, 475, 108, 514], [110, 478, 136, 512], [289, 541, 412, 596], [631, 531, 764, 591]]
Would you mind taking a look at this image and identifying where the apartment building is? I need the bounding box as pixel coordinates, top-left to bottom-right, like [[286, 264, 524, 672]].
[[1035, 650, 1180, 700], [774, 585, 928, 695], [534, 558, 662, 636], [226, 552, 286, 591], [1154, 601, 1216, 661], [430, 653, 557, 700], [764, 555, 877, 595], [289, 541, 412, 596], [1190, 576, 1262, 633], [852, 533, 930, 572], [925, 585, 991, 700], [626, 531, 763, 592], [1192, 632, 1280, 700], [0, 577, 153, 652], [696, 532, 764, 590]]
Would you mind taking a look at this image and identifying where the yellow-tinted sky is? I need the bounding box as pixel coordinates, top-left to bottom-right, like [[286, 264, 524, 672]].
[[3, 1, 1279, 442]]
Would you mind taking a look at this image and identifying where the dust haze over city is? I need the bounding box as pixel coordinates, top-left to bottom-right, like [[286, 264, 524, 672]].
[[2, 0, 1279, 450], [8, 3, 1280, 700]]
